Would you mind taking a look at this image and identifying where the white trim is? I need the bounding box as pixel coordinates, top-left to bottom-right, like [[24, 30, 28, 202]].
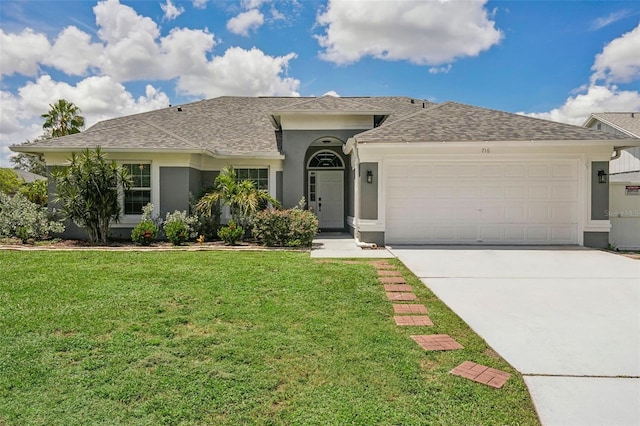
[[307, 149, 345, 169]]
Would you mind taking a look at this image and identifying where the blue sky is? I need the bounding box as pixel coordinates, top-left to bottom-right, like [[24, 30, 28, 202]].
[[1, 0, 639, 166]]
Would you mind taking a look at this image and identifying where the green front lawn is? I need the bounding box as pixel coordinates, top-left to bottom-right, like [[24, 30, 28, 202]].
[[0, 251, 539, 425]]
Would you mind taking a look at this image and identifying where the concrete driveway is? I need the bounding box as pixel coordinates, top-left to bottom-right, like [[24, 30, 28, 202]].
[[389, 246, 640, 426]]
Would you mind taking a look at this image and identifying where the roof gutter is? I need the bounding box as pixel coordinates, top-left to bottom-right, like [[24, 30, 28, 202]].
[[10, 145, 285, 160]]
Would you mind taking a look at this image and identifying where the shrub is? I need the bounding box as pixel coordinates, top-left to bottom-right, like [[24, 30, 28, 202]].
[[164, 210, 197, 246], [217, 220, 244, 245], [190, 191, 221, 240], [52, 148, 130, 244], [131, 203, 160, 246], [252, 204, 318, 247], [20, 179, 48, 206], [0, 193, 64, 243]]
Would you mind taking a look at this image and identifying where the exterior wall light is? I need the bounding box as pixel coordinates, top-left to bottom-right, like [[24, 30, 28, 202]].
[[366, 170, 373, 184], [597, 169, 607, 184]]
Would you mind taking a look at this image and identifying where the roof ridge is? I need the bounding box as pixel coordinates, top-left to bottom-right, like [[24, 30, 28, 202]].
[[141, 119, 199, 148]]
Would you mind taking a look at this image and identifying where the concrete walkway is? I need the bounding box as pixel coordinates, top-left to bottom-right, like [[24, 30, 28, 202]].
[[390, 246, 640, 426], [310, 233, 394, 258]]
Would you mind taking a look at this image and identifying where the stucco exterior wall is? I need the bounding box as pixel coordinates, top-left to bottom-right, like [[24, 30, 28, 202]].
[[281, 129, 364, 210], [591, 161, 609, 220], [359, 162, 378, 220]]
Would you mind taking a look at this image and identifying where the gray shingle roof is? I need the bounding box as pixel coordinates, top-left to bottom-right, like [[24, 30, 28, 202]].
[[13, 96, 427, 156], [14, 97, 629, 157], [272, 95, 391, 113], [586, 112, 640, 138], [354, 102, 635, 143]]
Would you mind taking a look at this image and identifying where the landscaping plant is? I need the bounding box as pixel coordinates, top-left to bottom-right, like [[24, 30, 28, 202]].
[[163, 210, 197, 245], [52, 148, 131, 244], [196, 166, 279, 230], [253, 199, 318, 247], [217, 219, 244, 245], [0, 192, 64, 243], [131, 203, 160, 246]]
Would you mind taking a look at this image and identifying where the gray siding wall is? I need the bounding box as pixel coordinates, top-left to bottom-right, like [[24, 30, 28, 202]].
[[591, 161, 609, 220], [584, 232, 609, 248], [46, 165, 88, 239], [200, 171, 219, 190], [281, 129, 365, 209], [358, 231, 385, 246], [159, 167, 201, 216], [359, 162, 378, 220]]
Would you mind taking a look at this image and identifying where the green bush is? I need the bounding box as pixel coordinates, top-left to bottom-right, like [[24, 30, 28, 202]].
[[252, 206, 318, 247], [190, 191, 221, 240], [217, 220, 244, 245], [131, 203, 159, 246], [20, 179, 48, 206], [164, 210, 197, 246], [0, 192, 64, 243]]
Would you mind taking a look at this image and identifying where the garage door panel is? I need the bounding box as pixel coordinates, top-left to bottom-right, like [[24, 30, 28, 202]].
[[386, 161, 579, 245], [505, 186, 526, 199], [529, 164, 551, 178], [529, 185, 550, 199], [458, 185, 482, 198], [505, 164, 527, 177]]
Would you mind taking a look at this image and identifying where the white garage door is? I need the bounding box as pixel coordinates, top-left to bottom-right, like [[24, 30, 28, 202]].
[[385, 161, 579, 245]]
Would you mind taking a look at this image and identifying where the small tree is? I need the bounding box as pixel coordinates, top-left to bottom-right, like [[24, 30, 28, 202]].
[[196, 166, 279, 230], [0, 169, 23, 195], [41, 99, 85, 137], [52, 148, 131, 244]]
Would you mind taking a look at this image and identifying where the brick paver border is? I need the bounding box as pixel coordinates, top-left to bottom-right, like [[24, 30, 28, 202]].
[[392, 304, 428, 314], [377, 270, 403, 276], [411, 334, 463, 351], [383, 284, 412, 292], [394, 315, 434, 326], [379, 276, 407, 284], [450, 361, 511, 389], [386, 292, 417, 301]]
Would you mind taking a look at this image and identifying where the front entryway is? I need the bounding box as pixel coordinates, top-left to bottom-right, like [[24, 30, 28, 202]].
[[309, 170, 344, 228]]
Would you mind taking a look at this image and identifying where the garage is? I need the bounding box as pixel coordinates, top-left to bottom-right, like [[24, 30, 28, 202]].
[[385, 160, 580, 245]]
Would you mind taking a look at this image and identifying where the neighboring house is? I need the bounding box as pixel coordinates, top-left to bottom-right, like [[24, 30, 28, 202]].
[[12, 169, 46, 183], [584, 112, 640, 249], [11, 96, 638, 247]]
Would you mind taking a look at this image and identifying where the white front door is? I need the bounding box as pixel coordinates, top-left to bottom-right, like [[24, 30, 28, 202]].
[[309, 170, 344, 228]]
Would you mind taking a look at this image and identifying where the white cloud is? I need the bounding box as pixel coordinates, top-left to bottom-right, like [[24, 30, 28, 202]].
[[522, 85, 640, 125], [192, 0, 208, 9], [591, 22, 640, 84], [0, 74, 170, 165], [0, 28, 50, 77], [591, 10, 633, 30], [45, 26, 103, 75], [429, 64, 452, 74], [161, 0, 185, 21], [0, 0, 302, 166], [176, 47, 300, 97], [242, 0, 270, 9], [315, 0, 502, 65], [323, 90, 340, 97], [523, 23, 640, 125], [227, 9, 264, 36]]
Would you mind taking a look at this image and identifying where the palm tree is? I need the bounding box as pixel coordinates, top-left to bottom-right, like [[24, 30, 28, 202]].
[[41, 99, 85, 137], [196, 166, 279, 230]]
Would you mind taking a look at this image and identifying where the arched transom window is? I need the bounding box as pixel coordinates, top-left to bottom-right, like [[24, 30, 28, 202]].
[[307, 150, 344, 169]]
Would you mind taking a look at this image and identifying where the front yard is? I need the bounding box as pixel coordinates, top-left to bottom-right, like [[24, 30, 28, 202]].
[[0, 251, 538, 425]]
